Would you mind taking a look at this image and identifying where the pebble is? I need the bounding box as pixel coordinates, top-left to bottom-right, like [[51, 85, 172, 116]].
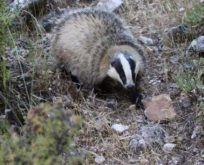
[[129, 137, 147, 152], [163, 143, 176, 153], [179, 7, 185, 12], [95, 155, 105, 164], [138, 36, 154, 46], [180, 95, 192, 108], [111, 123, 129, 133], [191, 125, 204, 139], [129, 124, 168, 153]]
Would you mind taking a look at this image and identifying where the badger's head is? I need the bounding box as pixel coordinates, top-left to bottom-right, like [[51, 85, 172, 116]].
[[107, 52, 136, 89]]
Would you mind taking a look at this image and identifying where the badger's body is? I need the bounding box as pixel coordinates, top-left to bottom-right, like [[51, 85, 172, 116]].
[[52, 9, 145, 89]]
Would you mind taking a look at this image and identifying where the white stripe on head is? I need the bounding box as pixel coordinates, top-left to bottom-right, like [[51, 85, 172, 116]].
[[107, 66, 123, 85], [118, 53, 135, 87]]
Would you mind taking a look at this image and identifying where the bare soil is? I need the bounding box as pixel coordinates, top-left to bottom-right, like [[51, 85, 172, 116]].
[[3, 0, 204, 164], [72, 0, 204, 164]]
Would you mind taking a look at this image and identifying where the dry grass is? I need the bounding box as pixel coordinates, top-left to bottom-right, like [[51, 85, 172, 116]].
[[73, 0, 204, 164], [1, 0, 203, 164]]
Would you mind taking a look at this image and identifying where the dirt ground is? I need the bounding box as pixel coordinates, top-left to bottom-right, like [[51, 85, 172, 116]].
[[3, 0, 204, 164], [70, 0, 204, 164]]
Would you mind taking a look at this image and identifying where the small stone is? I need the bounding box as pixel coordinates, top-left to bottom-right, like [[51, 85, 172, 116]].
[[128, 104, 136, 111], [179, 7, 185, 12], [140, 124, 167, 145], [191, 125, 204, 139], [144, 94, 176, 122], [163, 143, 176, 153], [138, 36, 154, 46], [95, 155, 105, 164], [180, 95, 192, 108], [111, 123, 129, 133], [130, 124, 167, 154], [168, 156, 180, 165], [200, 149, 204, 158], [96, 0, 123, 12], [129, 137, 147, 153]]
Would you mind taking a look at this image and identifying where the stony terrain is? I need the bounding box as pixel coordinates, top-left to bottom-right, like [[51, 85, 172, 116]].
[[1, 0, 204, 164]]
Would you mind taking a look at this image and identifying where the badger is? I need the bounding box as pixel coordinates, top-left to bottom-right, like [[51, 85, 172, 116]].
[[51, 9, 145, 90]]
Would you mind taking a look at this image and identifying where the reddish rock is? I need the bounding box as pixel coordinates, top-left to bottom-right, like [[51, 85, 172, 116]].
[[144, 94, 176, 122]]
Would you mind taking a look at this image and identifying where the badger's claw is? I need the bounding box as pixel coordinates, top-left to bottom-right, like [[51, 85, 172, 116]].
[[131, 93, 144, 109]]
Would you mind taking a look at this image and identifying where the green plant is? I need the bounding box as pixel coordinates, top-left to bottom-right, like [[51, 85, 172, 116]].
[[184, 4, 204, 26], [196, 101, 204, 123], [175, 65, 203, 93], [0, 0, 14, 51], [0, 103, 83, 165]]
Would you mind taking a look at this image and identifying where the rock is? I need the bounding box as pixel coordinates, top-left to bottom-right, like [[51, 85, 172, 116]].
[[95, 155, 105, 164], [179, 94, 192, 108], [187, 36, 204, 54], [163, 24, 189, 46], [179, 7, 185, 12], [111, 123, 129, 133], [163, 143, 176, 153], [128, 104, 136, 111], [144, 94, 176, 122], [140, 124, 167, 145], [129, 136, 147, 152], [129, 124, 167, 153], [169, 156, 181, 165], [191, 125, 204, 139], [138, 36, 154, 46], [96, 0, 123, 12]]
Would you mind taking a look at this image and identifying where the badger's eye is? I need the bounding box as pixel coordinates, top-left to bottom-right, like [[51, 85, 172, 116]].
[[111, 59, 126, 85]]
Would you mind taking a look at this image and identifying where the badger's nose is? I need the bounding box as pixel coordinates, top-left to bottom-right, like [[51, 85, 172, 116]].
[[126, 84, 135, 89]]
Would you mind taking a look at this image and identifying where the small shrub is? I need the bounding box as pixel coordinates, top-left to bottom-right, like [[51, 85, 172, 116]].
[[175, 71, 201, 94], [0, 0, 14, 51], [0, 103, 83, 165], [184, 4, 204, 26]]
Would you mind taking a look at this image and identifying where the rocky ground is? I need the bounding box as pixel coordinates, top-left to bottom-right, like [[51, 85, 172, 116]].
[[2, 0, 204, 164]]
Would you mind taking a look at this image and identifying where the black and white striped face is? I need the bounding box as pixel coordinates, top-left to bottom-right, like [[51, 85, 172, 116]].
[[107, 53, 136, 89]]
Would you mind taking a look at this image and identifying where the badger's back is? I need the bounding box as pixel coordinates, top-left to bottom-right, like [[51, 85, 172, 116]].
[[52, 9, 144, 86]]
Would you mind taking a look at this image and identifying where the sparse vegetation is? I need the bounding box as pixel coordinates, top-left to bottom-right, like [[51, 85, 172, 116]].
[[185, 3, 204, 26], [175, 66, 202, 93], [0, 103, 83, 165], [1, 0, 204, 164]]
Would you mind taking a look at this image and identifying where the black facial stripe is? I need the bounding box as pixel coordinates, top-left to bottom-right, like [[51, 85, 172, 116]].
[[124, 55, 136, 83], [111, 59, 126, 85]]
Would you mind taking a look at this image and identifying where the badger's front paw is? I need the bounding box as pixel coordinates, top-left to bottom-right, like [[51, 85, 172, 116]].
[[131, 93, 144, 109]]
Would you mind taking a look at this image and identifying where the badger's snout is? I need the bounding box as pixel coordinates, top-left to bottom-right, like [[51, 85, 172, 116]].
[[125, 83, 135, 89]]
